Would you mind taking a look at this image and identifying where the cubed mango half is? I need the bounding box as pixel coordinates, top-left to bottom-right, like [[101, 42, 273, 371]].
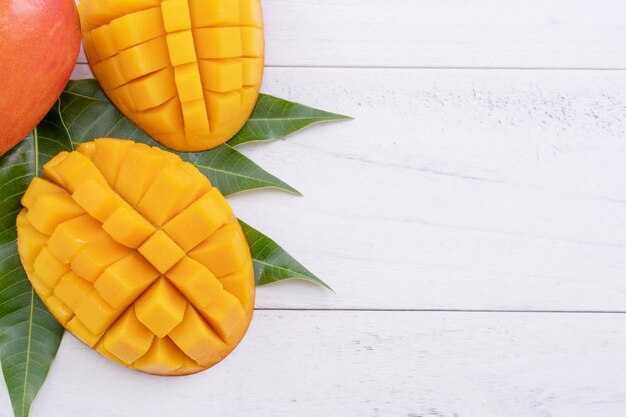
[[16, 139, 254, 376]]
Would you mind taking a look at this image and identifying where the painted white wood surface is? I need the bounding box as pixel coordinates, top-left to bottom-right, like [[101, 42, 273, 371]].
[[4, 1, 624, 416], [75, 0, 626, 69], [72, 64, 626, 312], [3, 311, 626, 417]]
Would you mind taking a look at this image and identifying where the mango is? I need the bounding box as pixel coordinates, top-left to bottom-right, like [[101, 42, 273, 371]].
[[78, 0, 264, 152], [16, 139, 255, 376], [0, 0, 81, 156]]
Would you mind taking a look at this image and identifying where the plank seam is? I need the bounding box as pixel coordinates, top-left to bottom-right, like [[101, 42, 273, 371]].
[[254, 308, 626, 314]]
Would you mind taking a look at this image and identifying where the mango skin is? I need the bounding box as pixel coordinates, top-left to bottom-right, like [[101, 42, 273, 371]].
[[0, 0, 81, 156], [17, 139, 255, 376], [78, 0, 264, 152]]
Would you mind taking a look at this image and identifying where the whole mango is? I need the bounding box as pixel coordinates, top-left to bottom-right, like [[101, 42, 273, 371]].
[[0, 0, 81, 156]]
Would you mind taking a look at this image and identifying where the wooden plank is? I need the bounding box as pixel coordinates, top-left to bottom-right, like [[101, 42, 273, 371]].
[[3, 311, 625, 416], [71, 64, 626, 312], [75, 0, 626, 69]]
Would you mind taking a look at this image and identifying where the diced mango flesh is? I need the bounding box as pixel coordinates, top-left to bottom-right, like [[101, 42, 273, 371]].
[[34, 247, 70, 288], [162, 189, 232, 251], [47, 214, 107, 263], [168, 305, 224, 364], [16, 211, 48, 268], [94, 253, 159, 308], [103, 307, 154, 364], [138, 230, 185, 274], [133, 336, 186, 375], [135, 277, 187, 338], [78, 0, 264, 151], [27, 193, 85, 235], [71, 236, 131, 282], [16, 139, 254, 376], [166, 256, 223, 308], [189, 222, 249, 277], [102, 206, 156, 248]]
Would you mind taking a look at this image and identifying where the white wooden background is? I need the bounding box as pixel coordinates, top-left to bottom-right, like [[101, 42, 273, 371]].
[[3, 0, 626, 416]]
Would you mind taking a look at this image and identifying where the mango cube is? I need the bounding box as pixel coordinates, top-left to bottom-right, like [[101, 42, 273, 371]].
[[138, 230, 185, 274], [133, 337, 186, 375], [27, 193, 85, 235], [102, 206, 155, 248], [21, 178, 65, 209], [135, 278, 187, 337], [199, 59, 242, 92], [72, 179, 122, 223], [77, 142, 97, 159], [193, 27, 242, 59], [136, 163, 195, 225], [75, 291, 125, 334], [161, 0, 191, 32], [46, 296, 73, 325], [71, 236, 131, 282], [168, 305, 224, 363], [118, 36, 170, 81], [137, 98, 184, 136], [166, 257, 223, 308], [90, 24, 117, 61], [110, 7, 165, 51], [219, 262, 255, 314], [239, 0, 263, 27], [162, 191, 230, 251], [28, 273, 54, 298], [206, 91, 241, 128], [107, 0, 161, 15], [189, 222, 249, 277], [166, 31, 197, 66], [16, 212, 48, 267], [94, 253, 159, 308], [91, 56, 126, 90], [47, 214, 106, 263], [67, 317, 104, 347], [50, 151, 110, 193], [127, 67, 177, 111], [92, 138, 133, 185], [33, 247, 69, 287], [181, 99, 211, 137], [189, 0, 239, 27], [197, 291, 247, 343], [241, 86, 259, 115], [174, 63, 204, 103], [241, 27, 264, 57], [103, 307, 154, 364], [238, 57, 263, 86], [54, 272, 93, 310], [115, 144, 170, 205], [42, 152, 69, 188]]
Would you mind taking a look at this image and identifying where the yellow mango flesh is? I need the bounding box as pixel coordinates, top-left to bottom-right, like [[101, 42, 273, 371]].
[[16, 139, 255, 376], [79, 0, 264, 152]]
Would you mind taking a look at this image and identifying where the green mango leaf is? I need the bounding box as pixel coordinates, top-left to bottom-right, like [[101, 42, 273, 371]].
[[0, 103, 69, 417], [0, 80, 341, 417], [228, 94, 351, 147], [60, 80, 299, 196], [239, 220, 331, 290]]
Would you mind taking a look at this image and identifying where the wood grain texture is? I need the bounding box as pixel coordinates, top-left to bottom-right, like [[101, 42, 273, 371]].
[[71, 64, 626, 312], [57, 3, 626, 415], [75, 0, 626, 69], [1, 311, 625, 417]]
